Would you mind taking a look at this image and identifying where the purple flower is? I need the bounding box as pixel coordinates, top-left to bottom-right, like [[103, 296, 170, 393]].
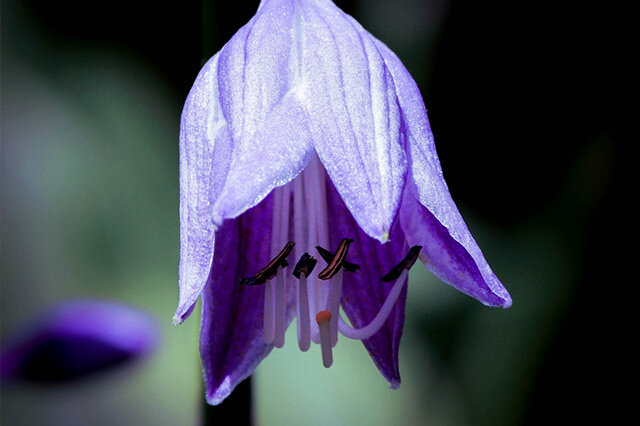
[[176, 0, 511, 405], [1, 300, 159, 383]]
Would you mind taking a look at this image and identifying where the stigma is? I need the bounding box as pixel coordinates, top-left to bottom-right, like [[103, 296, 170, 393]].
[[249, 156, 420, 368]]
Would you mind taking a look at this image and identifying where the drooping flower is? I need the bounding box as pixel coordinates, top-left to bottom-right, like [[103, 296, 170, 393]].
[[1, 300, 159, 383], [176, 0, 511, 405]]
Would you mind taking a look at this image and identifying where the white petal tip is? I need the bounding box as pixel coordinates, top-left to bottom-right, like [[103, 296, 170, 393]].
[[172, 314, 183, 326]]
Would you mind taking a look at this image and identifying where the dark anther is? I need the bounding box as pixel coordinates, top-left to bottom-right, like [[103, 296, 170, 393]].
[[317, 238, 354, 280], [293, 253, 318, 279], [381, 246, 423, 282], [255, 241, 295, 282], [238, 277, 261, 286], [316, 246, 360, 272], [239, 241, 295, 285]]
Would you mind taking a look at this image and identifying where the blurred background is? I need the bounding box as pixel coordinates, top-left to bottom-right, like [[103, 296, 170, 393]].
[[1, 0, 624, 425]]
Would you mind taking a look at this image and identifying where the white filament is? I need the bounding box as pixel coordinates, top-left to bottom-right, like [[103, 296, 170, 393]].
[[273, 268, 286, 348], [262, 155, 409, 369], [303, 157, 321, 343], [273, 184, 291, 348], [297, 275, 311, 351], [325, 269, 343, 347], [338, 270, 408, 341], [293, 174, 310, 351], [263, 186, 281, 344]]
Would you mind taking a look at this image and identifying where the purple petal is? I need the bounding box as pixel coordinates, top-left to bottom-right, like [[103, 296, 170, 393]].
[[376, 40, 511, 307], [177, 0, 316, 322], [201, 193, 286, 405], [326, 178, 408, 387], [1, 300, 158, 383], [210, 0, 314, 224], [177, 52, 232, 323], [400, 190, 511, 307], [299, 1, 407, 242]]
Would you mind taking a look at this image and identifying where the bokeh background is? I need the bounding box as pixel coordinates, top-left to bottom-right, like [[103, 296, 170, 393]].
[[1, 0, 624, 425]]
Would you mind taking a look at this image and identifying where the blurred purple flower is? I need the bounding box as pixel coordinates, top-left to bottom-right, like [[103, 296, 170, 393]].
[[176, 0, 511, 404], [1, 300, 158, 383]]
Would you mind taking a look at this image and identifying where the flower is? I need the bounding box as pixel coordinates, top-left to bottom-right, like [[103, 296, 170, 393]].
[[175, 0, 511, 405], [1, 300, 159, 383]]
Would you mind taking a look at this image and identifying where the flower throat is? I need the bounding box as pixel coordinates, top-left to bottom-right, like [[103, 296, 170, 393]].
[[240, 156, 420, 368]]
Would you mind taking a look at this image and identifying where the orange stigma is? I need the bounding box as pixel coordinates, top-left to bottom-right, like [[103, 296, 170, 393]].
[[315, 310, 332, 324]]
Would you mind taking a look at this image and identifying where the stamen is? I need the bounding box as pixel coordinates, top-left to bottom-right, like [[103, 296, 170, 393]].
[[255, 241, 295, 283], [310, 156, 330, 330], [293, 253, 318, 279], [273, 186, 292, 348], [303, 158, 321, 342], [293, 253, 317, 351], [293, 175, 309, 351], [325, 268, 343, 347], [273, 267, 286, 348], [317, 238, 354, 280], [316, 246, 360, 272], [316, 310, 333, 368], [381, 245, 422, 282], [263, 187, 282, 344], [338, 269, 408, 340]]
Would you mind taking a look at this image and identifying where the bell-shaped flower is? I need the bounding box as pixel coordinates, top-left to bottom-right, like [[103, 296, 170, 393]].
[[175, 0, 511, 405], [1, 300, 159, 383]]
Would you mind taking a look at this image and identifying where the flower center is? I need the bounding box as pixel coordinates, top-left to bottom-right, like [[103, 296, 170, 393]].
[[240, 155, 419, 367]]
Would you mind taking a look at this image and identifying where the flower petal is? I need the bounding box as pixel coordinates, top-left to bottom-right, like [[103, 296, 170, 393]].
[[376, 41, 511, 307], [400, 188, 511, 307], [210, 0, 314, 225], [176, 52, 233, 323], [299, 1, 407, 242], [201, 193, 290, 405], [326, 178, 408, 387]]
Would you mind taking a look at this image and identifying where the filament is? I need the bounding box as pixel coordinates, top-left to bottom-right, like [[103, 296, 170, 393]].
[[338, 270, 408, 340]]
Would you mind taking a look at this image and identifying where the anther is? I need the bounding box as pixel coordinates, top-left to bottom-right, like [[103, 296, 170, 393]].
[[293, 253, 318, 279], [238, 277, 260, 286], [316, 246, 360, 272], [293, 253, 316, 352], [239, 241, 295, 286], [250, 241, 295, 284], [317, 238, 354, 280], [381, 246, 423, 282]]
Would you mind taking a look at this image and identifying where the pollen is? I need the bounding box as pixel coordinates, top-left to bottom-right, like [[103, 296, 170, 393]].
[[317, 238, 354, 280]]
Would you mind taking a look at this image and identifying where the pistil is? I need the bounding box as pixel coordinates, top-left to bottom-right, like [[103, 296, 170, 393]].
[[259, 159, 420, 370], [317, 238, 353, 346], [316, 310, 333, 368]]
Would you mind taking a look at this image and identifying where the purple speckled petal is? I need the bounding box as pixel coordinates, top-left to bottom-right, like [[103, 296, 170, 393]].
[[1, 300, 158, 383], [376, 40, 511, 307], [326, 178, 408, 387], [210, 0, 314, 225], [201, 193, 293, 405], [299, 0, 407, 242]]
